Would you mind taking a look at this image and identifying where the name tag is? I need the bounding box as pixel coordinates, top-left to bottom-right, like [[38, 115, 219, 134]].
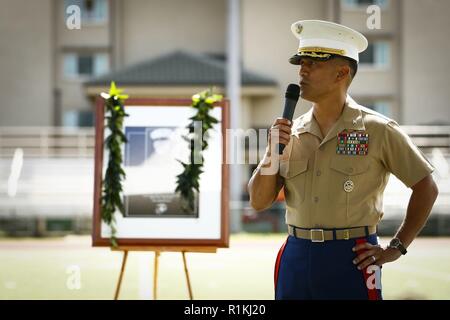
[[336, 130, 369, 155]]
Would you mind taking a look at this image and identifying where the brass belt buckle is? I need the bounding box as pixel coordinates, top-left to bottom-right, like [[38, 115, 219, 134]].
[[310, 229, 324, 242], [343, 229, 350, 240]]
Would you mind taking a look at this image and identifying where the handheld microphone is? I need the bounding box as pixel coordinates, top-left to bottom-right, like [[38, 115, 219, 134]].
[[278, 84, 300, 154]]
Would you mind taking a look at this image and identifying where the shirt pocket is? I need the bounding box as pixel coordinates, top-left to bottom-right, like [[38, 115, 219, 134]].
[[328, 157, 370, 204], [279, 159, 309, 204]]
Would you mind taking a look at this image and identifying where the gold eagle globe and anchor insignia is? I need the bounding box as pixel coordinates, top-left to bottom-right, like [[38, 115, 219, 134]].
[[343, 179, 354, 193]]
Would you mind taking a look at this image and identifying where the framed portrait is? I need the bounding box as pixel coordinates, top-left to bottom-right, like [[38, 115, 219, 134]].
[[92, 98, 230, 248]]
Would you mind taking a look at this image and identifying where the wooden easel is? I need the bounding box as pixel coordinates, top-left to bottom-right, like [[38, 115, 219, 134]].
[[111, 246, 217, 300]]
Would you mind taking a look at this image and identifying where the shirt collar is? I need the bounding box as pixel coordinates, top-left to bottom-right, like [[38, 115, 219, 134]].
[[292, 95, 365, 144]]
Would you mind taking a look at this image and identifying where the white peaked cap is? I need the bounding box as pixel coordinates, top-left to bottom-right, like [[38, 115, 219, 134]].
[[289, 20, 368, 63]]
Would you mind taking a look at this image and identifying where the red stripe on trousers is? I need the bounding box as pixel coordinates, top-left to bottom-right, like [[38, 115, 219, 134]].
[[355, 238, 379, 300], [274, 238, 288, 290]]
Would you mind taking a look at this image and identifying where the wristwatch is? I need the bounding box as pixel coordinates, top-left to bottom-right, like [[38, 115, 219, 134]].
[[388, 238, 407, 255]]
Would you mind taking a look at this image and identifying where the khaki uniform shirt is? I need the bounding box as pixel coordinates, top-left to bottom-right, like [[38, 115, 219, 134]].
[[254, 95, 435, 229]]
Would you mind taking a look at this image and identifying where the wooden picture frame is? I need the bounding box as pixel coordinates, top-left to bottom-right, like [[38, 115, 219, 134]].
[[92, 98, 230, 248]]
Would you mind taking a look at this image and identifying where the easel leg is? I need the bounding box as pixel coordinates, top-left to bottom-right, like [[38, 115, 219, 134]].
[[114, 250, 128, 300], [182, 251, 193, 300], [153, 251, 160, 300]]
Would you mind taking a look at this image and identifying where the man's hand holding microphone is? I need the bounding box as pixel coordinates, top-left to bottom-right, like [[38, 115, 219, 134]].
[[248, 84, 300, 211], [263, 84, 300, 167]]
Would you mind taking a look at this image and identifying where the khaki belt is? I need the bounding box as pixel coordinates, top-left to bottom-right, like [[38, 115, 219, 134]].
[[288, 225, 377, 242]]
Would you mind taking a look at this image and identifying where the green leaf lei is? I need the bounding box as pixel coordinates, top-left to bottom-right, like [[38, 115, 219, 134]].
[[100, 82, 129, 247], [175, 88, 222, 213]]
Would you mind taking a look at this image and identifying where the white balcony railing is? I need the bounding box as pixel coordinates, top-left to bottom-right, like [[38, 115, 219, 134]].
[[0, 126, 95, 158], [0, 125, 449, 220]]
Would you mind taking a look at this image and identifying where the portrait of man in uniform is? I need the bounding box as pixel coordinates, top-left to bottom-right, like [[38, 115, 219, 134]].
[[123, 126, 199, 218], [93, 102, 228, 246]]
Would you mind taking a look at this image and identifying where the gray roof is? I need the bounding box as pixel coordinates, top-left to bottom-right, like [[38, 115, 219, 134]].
[[86, 50, 277, 86]]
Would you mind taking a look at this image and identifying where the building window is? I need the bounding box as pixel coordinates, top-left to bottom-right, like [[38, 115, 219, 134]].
[[367, 101, 391, 118], [359, 41, 390, 68], [63, 53, 109, 78], [64, 0, 108, 24], [342, 0, 388, 9], [63, 110, 94, 127], [78, 56, 93, 75]]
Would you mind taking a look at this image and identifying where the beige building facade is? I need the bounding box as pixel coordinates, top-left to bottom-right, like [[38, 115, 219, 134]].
[[2, 0, 449, 127]]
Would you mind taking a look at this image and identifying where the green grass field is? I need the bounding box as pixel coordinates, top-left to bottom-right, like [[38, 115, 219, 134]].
[[0, 234, 449, 300]]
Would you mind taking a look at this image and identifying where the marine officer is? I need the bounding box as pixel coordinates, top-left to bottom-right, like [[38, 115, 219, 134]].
[[247, 20, 439, 300]]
